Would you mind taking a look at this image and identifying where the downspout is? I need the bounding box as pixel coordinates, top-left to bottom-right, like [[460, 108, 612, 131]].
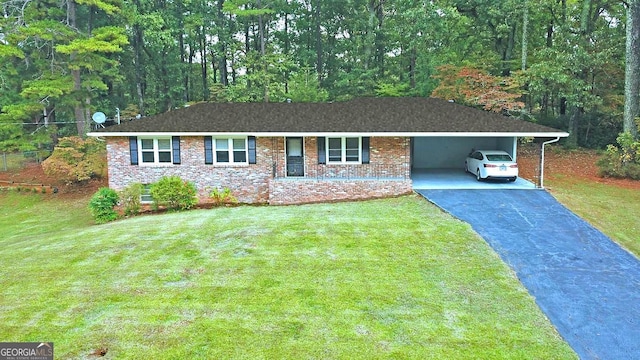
[[538, 137, 561, 188]]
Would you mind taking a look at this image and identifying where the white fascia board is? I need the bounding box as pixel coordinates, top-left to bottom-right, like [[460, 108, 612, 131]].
[[88, 131, 570, 138]]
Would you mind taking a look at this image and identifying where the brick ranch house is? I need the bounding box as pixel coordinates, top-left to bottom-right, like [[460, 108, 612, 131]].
[[88, 97, 568, 205]]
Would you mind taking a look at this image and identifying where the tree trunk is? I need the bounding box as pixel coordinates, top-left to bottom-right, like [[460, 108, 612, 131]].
[[217, 0, 229, 86], [133, 23, 146, 115], [315, 0, 323, 82], [375, 0, 384, 78], [365, 1, 377, 70], [580, 0, 592, 35], [522, 0, 529, 71], [567, 107, 581, 147], [624, 0, 640, 138], [200, 28, 209, 101], [501, 24, 516, 76], [257, 0, 268, 102], [68, 0, 85, 137], [409, 47, 416, 89], [284, 1, 290, 94]]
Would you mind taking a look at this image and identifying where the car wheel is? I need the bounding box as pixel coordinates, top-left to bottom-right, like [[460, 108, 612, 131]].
[[476, 169, 482, 181]]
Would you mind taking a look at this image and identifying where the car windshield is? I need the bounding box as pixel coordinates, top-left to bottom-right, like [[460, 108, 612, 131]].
[[486, 154, 513, 162]]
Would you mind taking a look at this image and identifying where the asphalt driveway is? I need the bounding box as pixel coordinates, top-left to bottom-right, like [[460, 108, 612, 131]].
[[418, 189, 640, 360]]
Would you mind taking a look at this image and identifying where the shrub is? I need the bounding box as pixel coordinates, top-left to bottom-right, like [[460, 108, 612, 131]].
[[119, 183, 144, 216], [150, 176, 197, 211], [209, 187, 238, 206], [597, 132, 640, 180], [42, 136, 107, 184], [89, 187, 120, 223]]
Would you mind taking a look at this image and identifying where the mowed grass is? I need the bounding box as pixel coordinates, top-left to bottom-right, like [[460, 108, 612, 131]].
[[548, 176, 640, 258], [0, 192, 576, 359]]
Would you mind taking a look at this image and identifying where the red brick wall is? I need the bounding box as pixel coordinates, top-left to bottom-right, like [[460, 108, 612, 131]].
[[105, 136, 412, 205], [106, 136, 272, 203], [268, 179, 413, 205]]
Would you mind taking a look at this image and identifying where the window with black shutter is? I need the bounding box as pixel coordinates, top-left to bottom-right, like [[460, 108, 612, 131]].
[[204, 136, 213, 164], [129, 136, 139, 165], [172, 136, 181, 164], [362, 137, 370, 164], [317, 137, 326, 164], [248, 136, 257, 164]]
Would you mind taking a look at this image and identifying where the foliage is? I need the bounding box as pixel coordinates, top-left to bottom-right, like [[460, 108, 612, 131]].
[[209, 187, 238, 206], [0, 0, 634, 150], [431, 65, 525, 113], [88, 187, 120, 223], [0, 0, 128, 138], [149, 176, 197, 211], [375, 82, 413, 97], [42, 137, 107, 184], [597, 132, 640, 179], [118, 183, 144, 216], [286, 71, 329, 102]]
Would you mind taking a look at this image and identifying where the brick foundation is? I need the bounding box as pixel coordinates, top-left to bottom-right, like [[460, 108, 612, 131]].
[[268, 178, 413, 205], [106, 135, 413, 205]]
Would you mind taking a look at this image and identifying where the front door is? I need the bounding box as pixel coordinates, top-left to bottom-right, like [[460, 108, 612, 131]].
[[286, 137, 304, 176]]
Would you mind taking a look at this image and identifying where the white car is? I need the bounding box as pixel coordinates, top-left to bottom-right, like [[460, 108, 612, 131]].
[[465, 150, 518, 182]]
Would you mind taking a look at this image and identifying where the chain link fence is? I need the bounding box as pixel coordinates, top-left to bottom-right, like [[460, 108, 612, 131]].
[[0, 151, 51, 172]]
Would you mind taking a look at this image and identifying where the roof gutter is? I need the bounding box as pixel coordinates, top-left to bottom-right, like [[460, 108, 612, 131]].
[[538, 137, 562, 188], [88, 131, 570, 138]]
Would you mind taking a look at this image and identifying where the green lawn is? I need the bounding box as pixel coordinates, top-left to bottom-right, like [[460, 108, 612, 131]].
[[0, 191, 576, 359], [548, 176, 640, 258]]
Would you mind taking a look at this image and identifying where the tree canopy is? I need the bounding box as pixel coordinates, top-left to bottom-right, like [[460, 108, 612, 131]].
[[0, 0, 638, 150]]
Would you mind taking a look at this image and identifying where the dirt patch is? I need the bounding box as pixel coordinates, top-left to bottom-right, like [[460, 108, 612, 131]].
[[518, 144, 640, 190], [0, 163, 107, 198]]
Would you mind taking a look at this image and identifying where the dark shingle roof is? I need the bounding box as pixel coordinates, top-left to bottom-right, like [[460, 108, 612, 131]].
[[91, 97, 567, 136]]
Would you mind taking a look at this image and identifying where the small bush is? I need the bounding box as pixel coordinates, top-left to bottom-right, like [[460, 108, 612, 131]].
[[597, 132, 640, 180], [89, 187, 120, 223], [119, 183, 144, 216], [150, 176, 197, 211], [209, 187, 238, 206], [42, 136, 107, 184]]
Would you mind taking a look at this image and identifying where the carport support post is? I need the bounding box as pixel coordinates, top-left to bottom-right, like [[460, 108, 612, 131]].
[[538, 137, 561, 188]]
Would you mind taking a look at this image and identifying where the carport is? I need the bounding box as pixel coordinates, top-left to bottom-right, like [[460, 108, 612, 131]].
[[410, 134, 566, 189]]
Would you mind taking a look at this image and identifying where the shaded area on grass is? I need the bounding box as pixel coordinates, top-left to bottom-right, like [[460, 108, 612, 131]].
[[0, 193, 575, 359]]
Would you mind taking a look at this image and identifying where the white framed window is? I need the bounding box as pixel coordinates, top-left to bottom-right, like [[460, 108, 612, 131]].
[[139, 138, 172, 165], [326, 137, 361, 164], [214, 137, 248, 164]]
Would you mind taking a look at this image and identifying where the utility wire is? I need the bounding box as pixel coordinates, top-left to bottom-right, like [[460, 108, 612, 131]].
[[1, 121, 80, 125]]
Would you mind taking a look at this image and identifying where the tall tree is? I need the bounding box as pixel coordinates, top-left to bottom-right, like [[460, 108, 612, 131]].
[[624, 0, 640, 138], [0, 0, 127, 139]]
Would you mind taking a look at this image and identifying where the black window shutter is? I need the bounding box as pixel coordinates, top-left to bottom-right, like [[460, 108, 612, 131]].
[[248, 136, 257, 164], [204, 136, 213, 164], [362, 137, 370, 164], [317, 137, 326, 164], [129, 136, 138, 165], [172, 136, 181, 164]]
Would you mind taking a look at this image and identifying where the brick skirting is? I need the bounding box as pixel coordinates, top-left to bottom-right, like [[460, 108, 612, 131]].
[[268, 178, 413, 205]]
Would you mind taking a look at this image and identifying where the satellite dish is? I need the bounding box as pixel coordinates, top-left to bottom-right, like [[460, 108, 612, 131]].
[[92, 112, 107, 124]]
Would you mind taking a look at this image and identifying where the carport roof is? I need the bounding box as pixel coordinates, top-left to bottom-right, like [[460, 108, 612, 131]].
[[89, 97, 569, 137]]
